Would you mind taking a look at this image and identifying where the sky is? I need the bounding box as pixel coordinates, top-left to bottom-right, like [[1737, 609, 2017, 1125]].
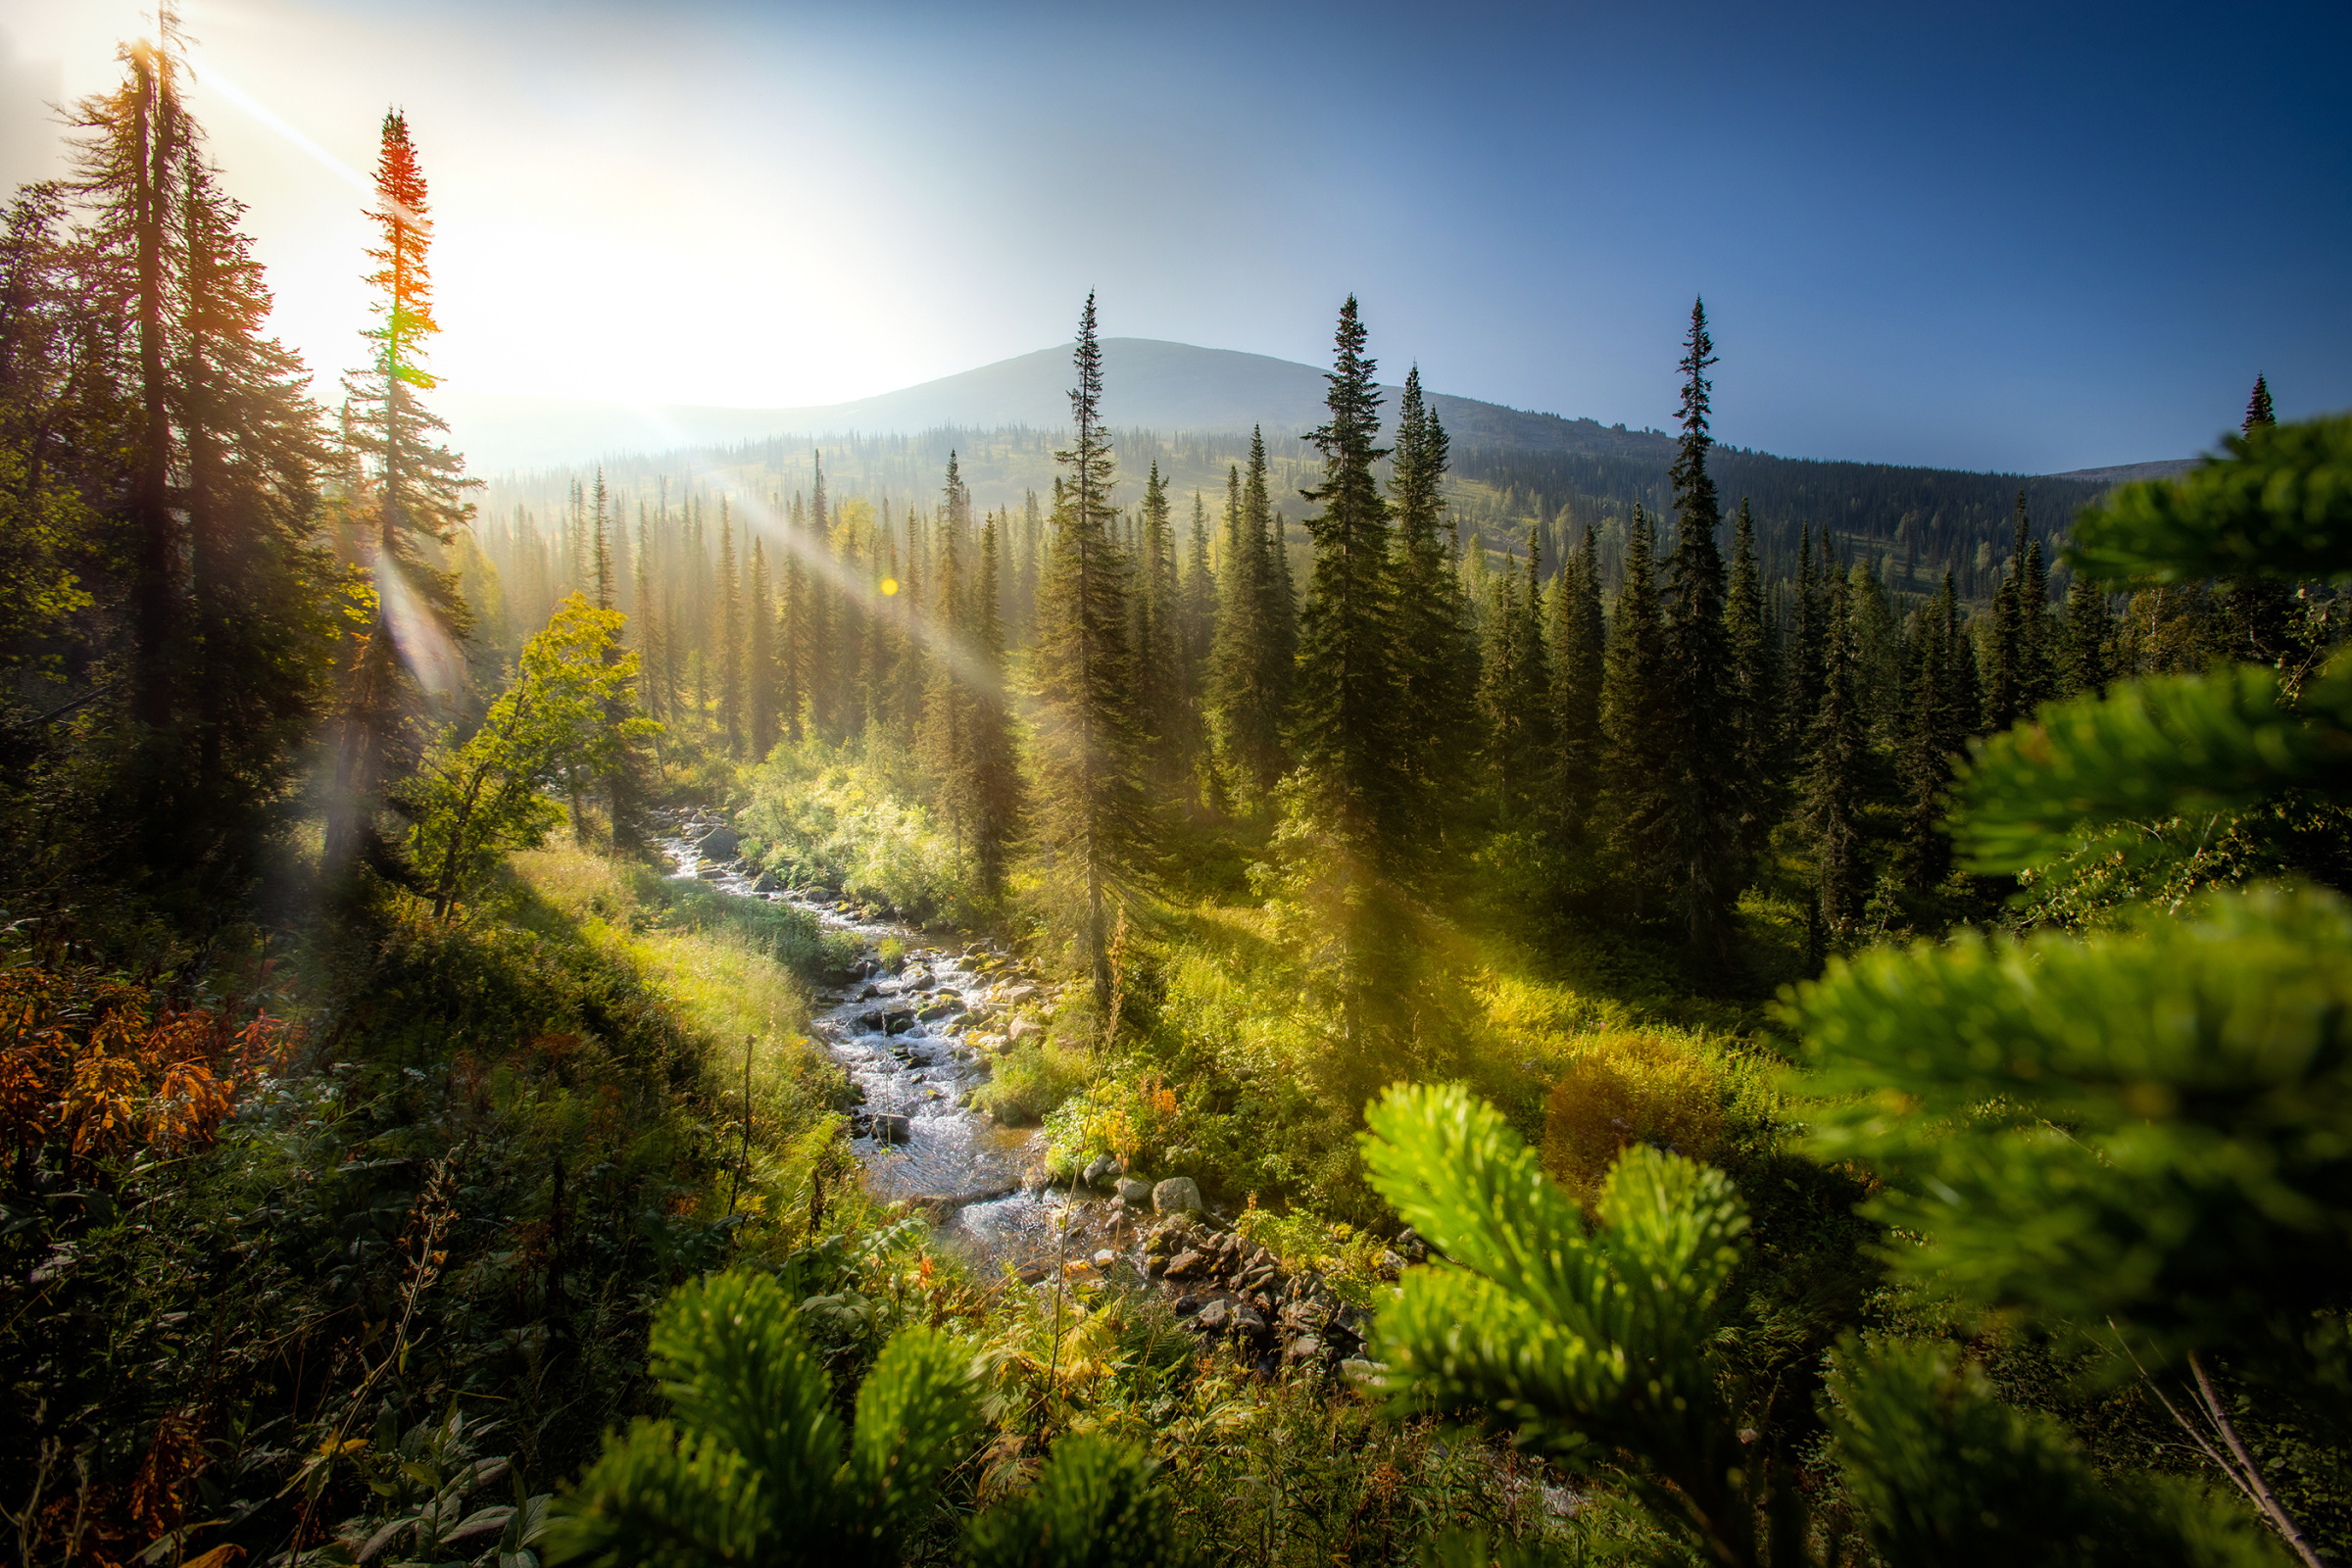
[[3, 0, 2347, 473]]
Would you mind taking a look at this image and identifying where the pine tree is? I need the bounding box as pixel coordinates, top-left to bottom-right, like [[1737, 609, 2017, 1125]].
[[1478, 533, 1552, 822], [1984, 493, 2030, 730], [1800, 567, 1868, 942], [1294, 296, 1403, 849], [1029, 294, 1143, 1017], [1661, 299, 1739, 956], [1724, 499, 1776, 860], [1133, 460, 1192, 797], [969, 511, 1020, 896], [1547, 524, 1607, 842], [715, 500, 743, 756], [1207, 442, 1287, 803], [590, 468, 614, 609], [328, 109, 477, 870], [801, 454, 835, 743], [1600, 507, 1675, 909], [1179, 490, 1217, 704], [747, 536, 775, 759], [921, 453, 978, 859], [1387, 366, 1475, 845], [1785, 524, 1827, 765], [2216, 376, 2297, 666], [2244, 373, 2275, 431], [2061, 572, 2113, 698]]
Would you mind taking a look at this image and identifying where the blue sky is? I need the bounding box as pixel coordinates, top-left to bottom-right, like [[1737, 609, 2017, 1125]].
[[3, 0, 2345, 471]]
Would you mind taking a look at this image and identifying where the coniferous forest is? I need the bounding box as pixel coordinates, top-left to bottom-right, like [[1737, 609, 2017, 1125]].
[[5, 19, 2352, 1568]]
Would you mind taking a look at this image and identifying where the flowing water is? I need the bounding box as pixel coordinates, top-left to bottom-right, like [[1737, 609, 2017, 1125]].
[[656, 814, 1125, 1271]]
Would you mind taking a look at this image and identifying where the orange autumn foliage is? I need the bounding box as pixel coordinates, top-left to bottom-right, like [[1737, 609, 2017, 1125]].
[[0, 964, 293, 1172]]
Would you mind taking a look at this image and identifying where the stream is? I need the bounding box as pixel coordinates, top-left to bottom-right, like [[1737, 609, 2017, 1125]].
[[654, 808, 1128, 1274]]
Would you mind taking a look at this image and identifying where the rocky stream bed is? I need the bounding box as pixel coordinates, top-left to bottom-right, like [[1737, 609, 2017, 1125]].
[[657, 804, 1407, 1376]]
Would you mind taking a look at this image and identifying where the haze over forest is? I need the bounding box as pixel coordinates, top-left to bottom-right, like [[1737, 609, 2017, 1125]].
[[4, 5, 2350, 1568]]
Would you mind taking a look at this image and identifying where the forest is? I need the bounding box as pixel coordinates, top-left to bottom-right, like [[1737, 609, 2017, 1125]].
[[4, 18, 2351, 1568]]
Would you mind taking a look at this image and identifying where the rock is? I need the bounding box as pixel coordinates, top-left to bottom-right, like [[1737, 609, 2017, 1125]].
[[1083, 1153, 1116, 1186], [1004, 983, 1040, 1004], [1006, 1017, 1046, 1044], [1092, 1249, 1116, 1268], [1377, 1250, 1407, 1280], [1152, 1177, 1202, 1215], [752, 872, 783, 893], [869, 1113, 910, 1144], [1193, 1299, 1230, 1331], [1162, 1249, 1207, 1281], [883, 1010, 916, 1035], [967, 1032, 1009, 1055], [901, 968, 936, 992], [1341, 1358, 1384, 1388], [916, 1000, 961, 1023], [1284, 1335, 1323, 1363], [1115, 1176, 1153, 1204], [1231, 1304, 1267, 1335], [696, 825, 740, 858]]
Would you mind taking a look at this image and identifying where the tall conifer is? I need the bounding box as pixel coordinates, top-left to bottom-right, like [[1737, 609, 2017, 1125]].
[[1547, 525, 1607, 841], [1600, 506, 1675, 908], [1388, 366, 1475, 844], [1661, 299, 1739, 956], [1029, 294, 1143, 1016]]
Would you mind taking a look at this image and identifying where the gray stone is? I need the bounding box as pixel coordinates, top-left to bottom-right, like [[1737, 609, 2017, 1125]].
[[967, 1032, 1009, 1055], [1091, 1248, 1116, 1268], [902, 968, 937, 992], [696, 825, 740, 858], [1341, 1358, 1384, 1387], [1193, 1299, 1230, 1331], [1162, 1249, 1206, 1281], [1115, 1176, 1153, 1204], [1152, 1177, 1202, 1215], [869, 1113, 910, 1144], [1007, 1017, 1046, 1044], [1083, 1153, 1116, 1186], [1003, 983, 1040, 1004], [752, 872, 783, 893], [916, 1000, 961, 1023], [1284, 1335, 1323, 1362]]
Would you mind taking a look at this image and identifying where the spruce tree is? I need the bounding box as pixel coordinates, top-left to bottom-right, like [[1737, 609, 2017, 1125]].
[[715, 500, 742, 756], [1387, 366, 1476, 845], [2061, 572, 2114, 698], [1785, 524, 1828, 765], [969, 511, 1020, 896], [1207, 442, 1286, 803], [1478, 533, 1552, 823], [1600, 506, 1675, 910], [1724, 499, 1776, 860], [1547, 524, 1607, 843], [1180, 490, 1217, 702], [1294, 296, 1403, 848], [747, 536, 775, 759], [1661, 299, 1740, 956], [2217, 376, 2297, 665], [327, 109, 477, 870], [1800, 567, 1868, 943], [1133, 460, 1192, 797], [920, 453, 978, 860], [1029, 294, 1144, 1017]]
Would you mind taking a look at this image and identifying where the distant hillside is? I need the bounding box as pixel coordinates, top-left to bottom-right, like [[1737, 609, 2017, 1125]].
[[458, 337, 2184, 610], [440, 338, 1683, 476]]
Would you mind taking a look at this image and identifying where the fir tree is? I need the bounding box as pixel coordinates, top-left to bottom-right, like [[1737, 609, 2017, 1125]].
[[1387, 366, 1475, 846], [1028, 294, 1143, 1017], [2061, 571, 2113, 698], [2244, 372, 2275, 431], [1800, 567, 1868, 943], [1600, 506, 1675, 909], [969, 511, 1020, 896], [1724, 499, 1776, 860], [715, 500, 742, 756], [1294, 296, 1403, 849], [747, 536, 775, 759], [328, 109, 477, 870], [1179, 490, 1217, 704], [1546, 524, 1607, 842], [2216, 375, 2297, 666], [1133, 460, 1191, 796], [1478, 532, 1552, 823], [1662, 298, 1739, 956]]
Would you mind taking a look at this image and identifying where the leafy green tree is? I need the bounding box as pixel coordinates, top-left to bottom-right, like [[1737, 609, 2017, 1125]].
[[1029, 294, 1144, 1016], [551, 1270, 979, 1568], [408, 595, 654, 917]]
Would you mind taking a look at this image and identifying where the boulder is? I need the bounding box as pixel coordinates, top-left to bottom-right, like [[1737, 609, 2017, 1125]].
[[967, 1032, 1009, 1055], [1283, 1335, 1323, 1363], [1007, 1017, 1046, 1044], [752, 872, 783, 893], [1115, 1176, 1153, 1204], [1193, 1299, 1230, 1332], [1082, 1153, 1116, 1187], [1152, 1177, 1202, 1215], [869, 1113, 910, 1144], [1091, 1249, 1116, 1268], [915, 1000, 961, 1023], [1161, 1249, 1207, 1281], [902, 968, 937, 992], [1003, 983, 1040, 1005], [696, 825, 740, 858], [883, 1010, 916, 1035]]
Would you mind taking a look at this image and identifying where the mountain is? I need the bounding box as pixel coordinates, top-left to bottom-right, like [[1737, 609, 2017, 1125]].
[[2043, 458, 2201, 484], [437, 338, 1676, 475]]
